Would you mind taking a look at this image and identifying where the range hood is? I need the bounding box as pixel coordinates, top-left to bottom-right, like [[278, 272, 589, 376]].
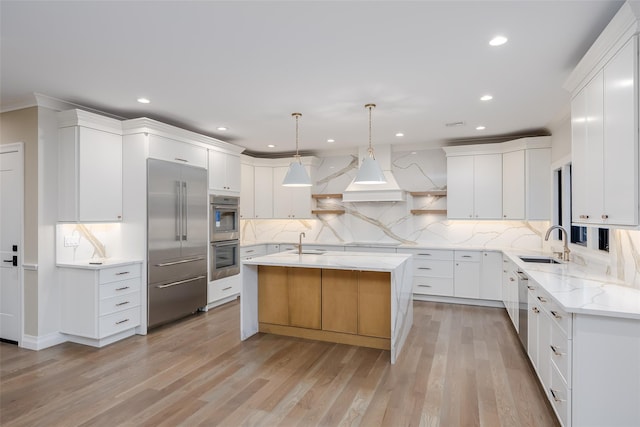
[[343, 145, 405, 202]]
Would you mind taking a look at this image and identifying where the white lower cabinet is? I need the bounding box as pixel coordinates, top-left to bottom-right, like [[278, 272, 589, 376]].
[[454, 251, 480, 298], [397, 248, 454, 297], [59, 262, 142, 347], [480, 251, 502, 300], [207, 275, 240, 306], [526, 276, 640, 427]]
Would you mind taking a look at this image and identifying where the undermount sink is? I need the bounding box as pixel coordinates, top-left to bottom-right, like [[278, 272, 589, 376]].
[[518, 256, 562, 264]]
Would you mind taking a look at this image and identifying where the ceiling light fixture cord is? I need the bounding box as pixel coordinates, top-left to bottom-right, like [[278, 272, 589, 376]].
[[293, 112, 302, 162], [365, 103, 376, 159]]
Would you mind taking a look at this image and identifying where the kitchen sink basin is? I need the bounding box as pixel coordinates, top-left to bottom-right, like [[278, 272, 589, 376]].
[[518, 256, 561, 264]]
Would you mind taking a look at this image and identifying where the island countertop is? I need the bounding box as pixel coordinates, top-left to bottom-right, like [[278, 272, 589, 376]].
[[241, 250, 412, 272]]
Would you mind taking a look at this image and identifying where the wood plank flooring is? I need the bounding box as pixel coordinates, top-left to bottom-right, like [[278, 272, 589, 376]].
[[0, 300, 559, 427]]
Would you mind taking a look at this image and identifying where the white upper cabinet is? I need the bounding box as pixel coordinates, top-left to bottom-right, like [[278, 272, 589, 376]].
[[503, 147, 551, 220], [447, 153, 502, 219], [240, 161, 254, 219], [502, 150, 526, 219], [147, 134, 207, 168], [253, 166, 273, 219], [272, 166, 313, 219], [208, 149, 241, 194], [602, 36, 638, 226], [568, 22, 639, 227], [58, 110, 123, 222]]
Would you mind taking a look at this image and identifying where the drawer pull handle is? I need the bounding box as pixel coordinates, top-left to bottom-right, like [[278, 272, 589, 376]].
[[417, 253, 432, 256], [532, 307, 540, 314], [156, 257, 205, 267], [174, 157, 188, 163], [157, 275, 206, 289], [461, 255, 472, 258], [246, 250, 255, 253], [417, 284, 432, 288], [115, 318, 130, 325], [509, 277, 515, 282], [116, 301, 130, 307], [550, 310, 562, 319], [222, 286, 232, 291], [115, 286, 130, 291], [115, 271, 130, 276], [537, 296, 547, 303], [550, 345, 565, 356], [527, 285, 535, 290], [549, 389, 565, 403], [418, 267, 432, 270]]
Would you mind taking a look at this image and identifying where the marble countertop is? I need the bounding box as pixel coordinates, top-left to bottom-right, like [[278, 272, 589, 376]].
[[57, 259, 143, 270], [503, 250, 640, 320], [242, 250, 411, 272]]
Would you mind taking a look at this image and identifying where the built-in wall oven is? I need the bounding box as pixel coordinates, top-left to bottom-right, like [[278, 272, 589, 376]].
[[210, 195, 239, 241], [210, 195, 240, 280]]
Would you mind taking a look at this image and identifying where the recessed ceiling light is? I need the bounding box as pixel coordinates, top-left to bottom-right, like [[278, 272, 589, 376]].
[[395, 133, 404, 137], [137, 97, 150, 104], [480, 95, 493, 101], [267, 144, 276, 148], [476, 126, 486, 130], [327, 139, 335, 143], [489, 35, 508, 46], [217, 127, 228, 131]]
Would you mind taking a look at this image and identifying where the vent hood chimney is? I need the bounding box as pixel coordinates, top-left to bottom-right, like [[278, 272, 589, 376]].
[[343, 145, 405, 202]]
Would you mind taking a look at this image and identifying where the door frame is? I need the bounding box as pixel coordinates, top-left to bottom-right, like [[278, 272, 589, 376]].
[[1, 142, 24, 346]]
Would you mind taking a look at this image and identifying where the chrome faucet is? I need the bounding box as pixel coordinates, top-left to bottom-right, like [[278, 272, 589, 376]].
[[297, 232, 306, 255], [544, 225, 570, 261]]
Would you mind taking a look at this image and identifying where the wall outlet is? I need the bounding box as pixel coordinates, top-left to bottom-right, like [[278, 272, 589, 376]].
[[64, 235, 80, 247]]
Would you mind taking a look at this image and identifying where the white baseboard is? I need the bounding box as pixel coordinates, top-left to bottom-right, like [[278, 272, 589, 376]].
[[207, 294, 240, 310], [64, 329, 136, 348], [21, 332, 67, 351]]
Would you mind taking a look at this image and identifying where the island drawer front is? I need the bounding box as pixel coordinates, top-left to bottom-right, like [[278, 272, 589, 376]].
[[398, 248, 453, 260], [413, 259, 454, 278], [98, 307, 140, 338], [549, 363, 571, 427], [99, 264, 142, 284], [99, 278, 141, 300], [454, 251, 481, 262], [413, 277, 454, 296], [549, 322, 572, 385], [99, 292, 141, 316]]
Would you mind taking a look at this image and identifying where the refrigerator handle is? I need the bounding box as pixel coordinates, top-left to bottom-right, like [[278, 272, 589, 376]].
[[176, 180, 182, 241], [182, 181, 188, 240]]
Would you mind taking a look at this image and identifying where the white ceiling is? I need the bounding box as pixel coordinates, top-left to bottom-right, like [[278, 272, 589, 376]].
[[1, 1, 624, 156]]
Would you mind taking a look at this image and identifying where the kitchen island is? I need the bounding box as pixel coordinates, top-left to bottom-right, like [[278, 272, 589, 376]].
[[241, 250, 413, 364]]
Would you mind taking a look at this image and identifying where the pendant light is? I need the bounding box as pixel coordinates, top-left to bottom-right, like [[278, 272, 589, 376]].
[[354, 103, 386, 184], [282, 112, 312, 187]]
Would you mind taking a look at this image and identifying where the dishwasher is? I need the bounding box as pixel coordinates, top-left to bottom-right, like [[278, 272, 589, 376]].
[[516, 270, 529, 351]]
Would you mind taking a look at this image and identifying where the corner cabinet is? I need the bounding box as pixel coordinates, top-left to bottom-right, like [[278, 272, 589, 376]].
[[569, 33, 639, 227], [58, 109, 123, 222], [272, 165, 313, 219]]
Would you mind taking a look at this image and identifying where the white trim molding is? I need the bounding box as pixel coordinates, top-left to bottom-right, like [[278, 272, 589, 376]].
[[21, 332, 67, 351]]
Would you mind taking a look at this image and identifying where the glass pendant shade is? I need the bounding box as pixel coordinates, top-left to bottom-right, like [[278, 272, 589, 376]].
[[282, 158, 311, 187], [354, 155, 386, 184]]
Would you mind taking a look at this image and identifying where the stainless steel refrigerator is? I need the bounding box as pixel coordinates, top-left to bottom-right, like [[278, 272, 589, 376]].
[[147, 158, 208, 328]]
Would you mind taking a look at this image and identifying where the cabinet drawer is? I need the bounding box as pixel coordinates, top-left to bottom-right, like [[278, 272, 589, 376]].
[[398, 248, 453, 260], [99, 264, 141, 284], [99, 292, 141, 316], [413, 277, 454, 296], [413, 259, 453, 278], [241, 245, 267, 259], [99, 307, 140, 338], [549, 364, 571, 427], [548, 301, 572, 338], [99, 278, 141, 299], [208, 279, 240, 303], [148, 135, 207, 168], [549, 324, 572, 385], [454, 250, 481, 261]]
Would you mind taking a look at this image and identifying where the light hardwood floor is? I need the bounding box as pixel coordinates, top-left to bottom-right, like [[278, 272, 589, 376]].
[[0, 300, 559, 427]]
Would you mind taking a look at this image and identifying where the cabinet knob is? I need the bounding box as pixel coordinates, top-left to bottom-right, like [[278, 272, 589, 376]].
[[601, 214, 609, 220]]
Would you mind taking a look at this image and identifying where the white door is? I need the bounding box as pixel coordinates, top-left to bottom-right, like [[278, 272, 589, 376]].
[[0, 143, 23, 343]]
